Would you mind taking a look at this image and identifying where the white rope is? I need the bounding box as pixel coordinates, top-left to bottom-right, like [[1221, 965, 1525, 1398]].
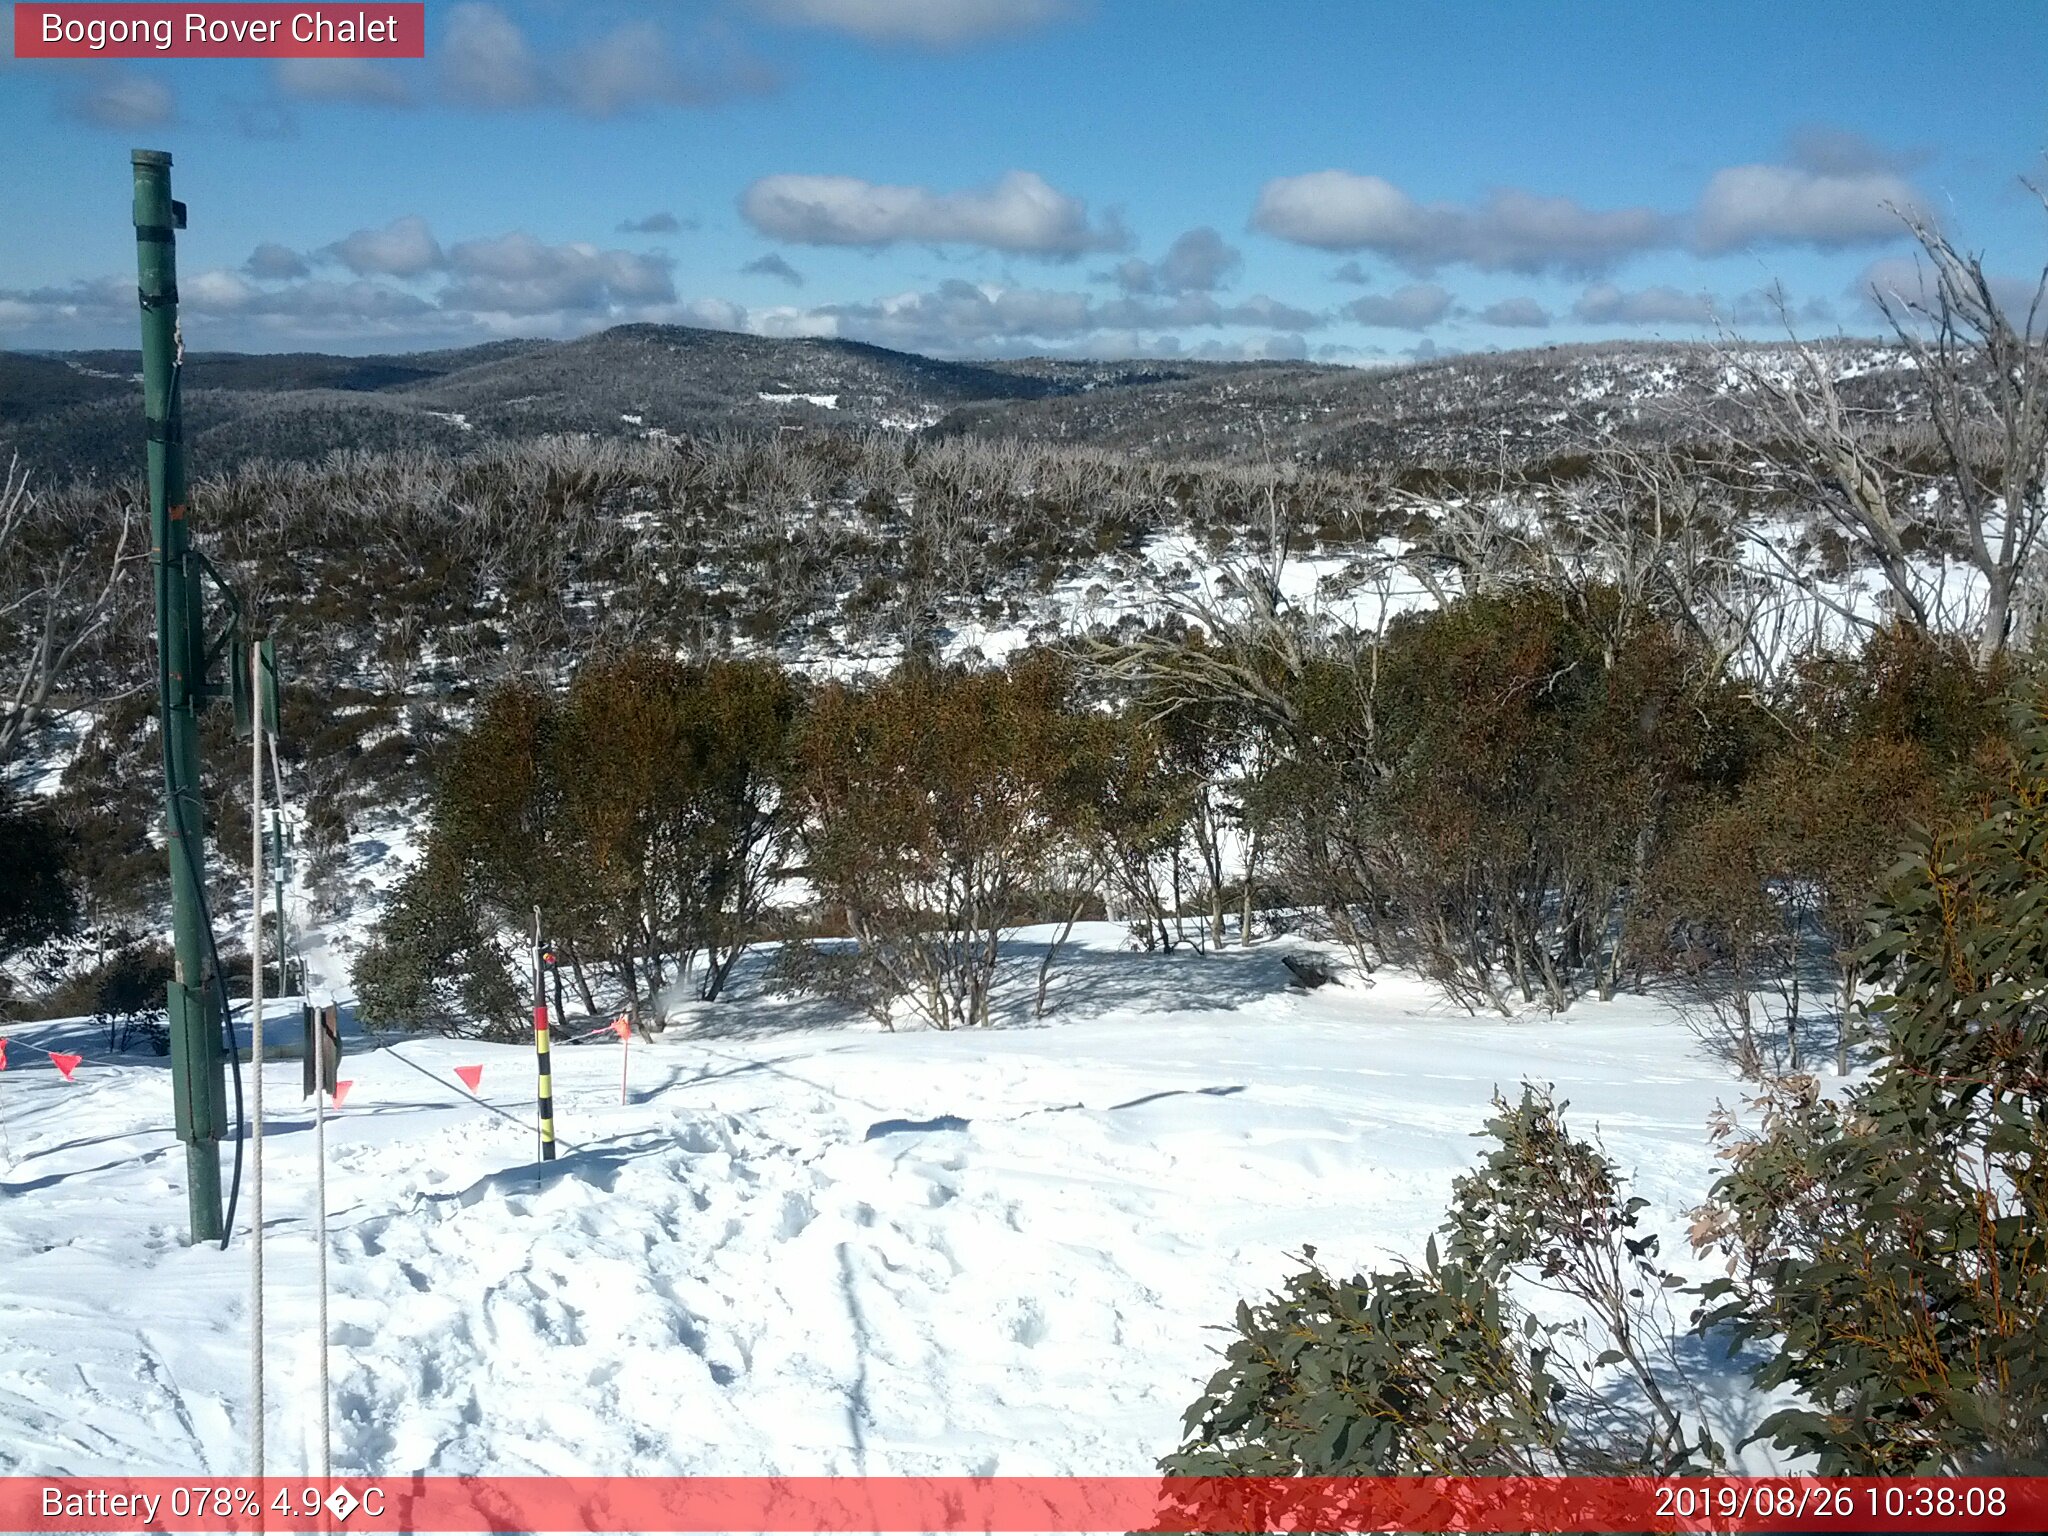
[[249, 639, 266, 1484], [265, 733, 293, 1001], [314, 996, 332, 1489]]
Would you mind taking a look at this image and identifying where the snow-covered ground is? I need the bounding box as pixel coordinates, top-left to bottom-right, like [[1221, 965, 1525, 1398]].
[[0, 925, 1781, 1479]]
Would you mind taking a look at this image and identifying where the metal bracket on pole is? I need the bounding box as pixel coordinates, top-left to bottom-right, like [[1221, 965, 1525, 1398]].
[[190, 550, 250, 729], [167, 980, 226, 1144]]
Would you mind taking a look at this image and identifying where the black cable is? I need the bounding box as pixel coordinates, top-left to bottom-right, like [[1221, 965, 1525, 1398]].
[[159, 353, 248, 1252], [371, 1039, 583, 1152], [211, 857, 248, 1253], [163, 660, 248, 1253]]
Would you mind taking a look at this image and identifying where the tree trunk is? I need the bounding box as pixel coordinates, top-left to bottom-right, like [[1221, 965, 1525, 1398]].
[[1201, 797, 1227, 948], [701, 941, 740, 1003], [565, 941, 597, 1015], [1240, 827, 1259, 948], [619, 939, 639, 1010], [1837, 964, 1856, 1076], [1035, 891, 1088, 1019], [1787, 955, 1802, 1071]]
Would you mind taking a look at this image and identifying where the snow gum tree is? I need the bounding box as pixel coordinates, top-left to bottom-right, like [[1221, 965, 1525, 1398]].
[[1266, 586, 1743, 1012], [552, 653, 798, 1004], [1690, 705, 2048, 1474], [352, 838, 523, 1038], [791, 654, 1086, 1029], [1732, 199, 2048, 666], [351, 654, 799, 1029], [1633, 626, 2007, 1075]]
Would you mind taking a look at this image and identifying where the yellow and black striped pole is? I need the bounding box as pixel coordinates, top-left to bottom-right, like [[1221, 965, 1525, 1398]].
[[531, 906, 557, 1162]]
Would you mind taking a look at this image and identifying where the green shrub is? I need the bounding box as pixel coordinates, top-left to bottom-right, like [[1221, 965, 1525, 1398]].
[[351, 846, 521, 1039], [1691, 705, 2048, 1473], [92, 942, 174, 1053], [1166, 1087, 1718, 1480], [0, 796, 78, 963], [791, 653, 1087, 1028], [1165, 1249, 1573, 1477]]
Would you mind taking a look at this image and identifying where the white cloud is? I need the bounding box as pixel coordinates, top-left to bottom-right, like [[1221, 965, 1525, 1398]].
[[1692, 163, 1924, 254], [672, 297, 750, 331], [438, 3, 542, 107], [1253, 171, 1670, 276], [1784, 125, 1920, 178], [177, 269, 440, 322], [1223, 294, 1319, 329], [742, 253, 806, 286], [435, 4, 772, 116], [1342, 283, 1454, 330], [244, 243, 311, 281], [1852, 255, 2042, 324], [1112, 227, 1242, 294], [1479, 296, 1549, 327], [1728, 283, 1835, 328], [559, 20, 775, 116], [275, 57, 416, 106], [770, 275, 1321, 354], [1194, 332, 1309, 361], [1095, 291, 1322, 330], [750, 293, 1313, 360], [1571, 283, 1716, 325], [740, 169, 1128, 255], [0, 278, 128, 337], [0, 270, 444, 345], [752, 0, 1067, 47], [441, 232, 676, 314], [327, 216, 446, 278], [3, 205, 1308, 360], [1259, 136, 1934, 276], [68, 72, 176, 128]]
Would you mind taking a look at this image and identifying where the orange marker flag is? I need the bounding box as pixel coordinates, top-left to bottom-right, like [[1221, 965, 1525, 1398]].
[[453, 1064, 483, 1092], [331, 1080, 353, 1108], [51, 1053, 81, 1081]]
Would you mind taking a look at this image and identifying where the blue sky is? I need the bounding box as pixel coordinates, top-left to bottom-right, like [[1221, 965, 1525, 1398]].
[[2, 0, 2043, 360]]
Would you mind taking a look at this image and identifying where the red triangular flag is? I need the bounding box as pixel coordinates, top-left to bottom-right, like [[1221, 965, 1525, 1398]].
[[453, 1064, 483, 1091], [51, 1053, 81, 1081], [331, 1080, 352, 1107], [0, 1037, 9, 1071], [611, 1016, 632, 1041]]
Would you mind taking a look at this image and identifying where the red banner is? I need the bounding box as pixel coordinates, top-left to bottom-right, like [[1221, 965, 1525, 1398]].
[[13, 4, 425, 59], [3, 1476, 2046, 1532]]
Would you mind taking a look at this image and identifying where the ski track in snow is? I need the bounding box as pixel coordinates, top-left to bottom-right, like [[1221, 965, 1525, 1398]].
[[0, 930, 1786, 1477]]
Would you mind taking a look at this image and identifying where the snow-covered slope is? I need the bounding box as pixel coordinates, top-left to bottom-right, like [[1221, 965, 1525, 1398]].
[[0, 926, 1780, 1479]]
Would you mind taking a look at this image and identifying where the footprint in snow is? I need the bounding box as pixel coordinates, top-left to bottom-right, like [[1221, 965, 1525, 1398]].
[[777, 1190, 815, 1239]]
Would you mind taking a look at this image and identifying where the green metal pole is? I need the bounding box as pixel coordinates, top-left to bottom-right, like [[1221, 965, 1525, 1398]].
[[135, 148, 225, 1246]]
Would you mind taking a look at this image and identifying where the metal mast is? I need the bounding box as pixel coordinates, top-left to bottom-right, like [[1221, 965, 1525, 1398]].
[[134, 148, 228, 1245]]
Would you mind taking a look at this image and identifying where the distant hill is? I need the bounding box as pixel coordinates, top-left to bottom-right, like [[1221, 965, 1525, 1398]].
[[3, 327, 1117, 480], [0, 326, 1911, 484], [929, 339, 1929, 472]]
